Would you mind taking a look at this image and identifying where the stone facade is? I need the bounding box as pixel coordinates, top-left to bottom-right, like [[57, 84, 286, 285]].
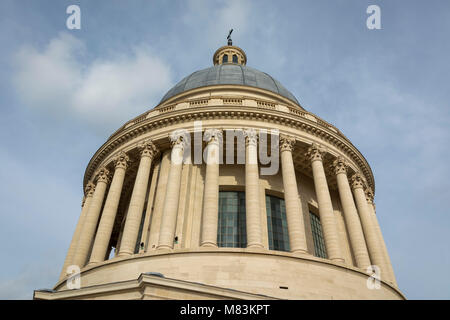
[[34, 43, 404, 300]]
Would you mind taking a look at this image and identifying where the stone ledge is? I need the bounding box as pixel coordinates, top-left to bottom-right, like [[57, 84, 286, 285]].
[[54, 248, 404, 299], [37, 273, 278, 300]]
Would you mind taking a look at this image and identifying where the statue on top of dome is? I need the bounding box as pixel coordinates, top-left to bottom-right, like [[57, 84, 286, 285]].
[[227, 29, 233, 45]]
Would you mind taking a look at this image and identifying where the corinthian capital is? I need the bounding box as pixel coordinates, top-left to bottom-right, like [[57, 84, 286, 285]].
[[82, 181, 96, 206], [204, 129, 223, 144], [306, 143, 325, 162], [94, 167, 110, 184], [279, 134, 296, 152], [84, 181, 96, 197], [332, 157, 348, 175], [113, 151, 130, 169], [169, 130, 189, 149], [365, 187, 374, 204], [138, 139, 158, 159], [244, 128, 258, 146], [351, 173, 367, 190]]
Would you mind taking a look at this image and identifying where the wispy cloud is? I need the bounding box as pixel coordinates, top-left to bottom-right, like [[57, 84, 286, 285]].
[[12, 32, 172, 132]]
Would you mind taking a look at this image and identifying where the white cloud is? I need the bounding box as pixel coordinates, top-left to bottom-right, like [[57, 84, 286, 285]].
[[13, 32, 172, 132]]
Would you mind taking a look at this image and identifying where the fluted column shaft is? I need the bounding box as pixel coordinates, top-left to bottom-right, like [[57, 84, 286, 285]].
[[201, 129, 222, 247], [307, 144, 344, 262], [157, 133, 186, 249], [72, 168, 110, 268], [119, 141, 157, 256], [59, 182, 95, 279], [279, 135, 307, 253], [89, 152, 129, 264], [244, 129, 263, 248], [366, 189, 397, 285], [333, 158, 371, 268], [351, 174, 389, 280]]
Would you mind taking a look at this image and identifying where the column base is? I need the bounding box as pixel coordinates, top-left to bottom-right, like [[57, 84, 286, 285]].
[[200, 242, 218, 248], [291, 249, 308, 255], [247, 243, 264, 249], [156, 245, 173, 250], [331, 257, 345, 264], [117, 251, 133, 257], [86, 261, 100, 267]]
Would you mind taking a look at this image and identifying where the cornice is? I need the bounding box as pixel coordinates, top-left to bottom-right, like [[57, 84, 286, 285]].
[[83, 103, 375, 193], [154, 84, 306, 112], [107, 85, 308, 142]]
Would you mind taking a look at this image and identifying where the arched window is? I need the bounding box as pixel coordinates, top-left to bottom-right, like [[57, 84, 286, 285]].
[[309, 211, 328, 258], [222, 54, 229, 63], [232, 54, 238, 63], [217, 191, 246, 247], [266, 195, 290, 252]]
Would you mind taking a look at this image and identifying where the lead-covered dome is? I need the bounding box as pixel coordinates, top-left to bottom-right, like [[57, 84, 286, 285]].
[[159, 63, 300, 105]]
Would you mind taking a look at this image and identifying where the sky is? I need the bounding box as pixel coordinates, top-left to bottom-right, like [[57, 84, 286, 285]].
[[0, 0, 449, 300]]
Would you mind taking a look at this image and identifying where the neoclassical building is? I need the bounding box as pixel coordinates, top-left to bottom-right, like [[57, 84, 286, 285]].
[[34, 41, 404, 300]]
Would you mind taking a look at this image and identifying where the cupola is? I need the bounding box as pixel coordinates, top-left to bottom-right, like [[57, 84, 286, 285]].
[[212, 29, 247, 65]]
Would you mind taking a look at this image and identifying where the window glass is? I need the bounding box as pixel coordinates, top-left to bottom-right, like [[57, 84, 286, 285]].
[[266, 195, 290, 252], [217, 191, 246, 247], [309, 211, 328, 258]]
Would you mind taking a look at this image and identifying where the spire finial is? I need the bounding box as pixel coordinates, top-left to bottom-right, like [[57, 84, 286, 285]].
[[227, 29, 233, 46]]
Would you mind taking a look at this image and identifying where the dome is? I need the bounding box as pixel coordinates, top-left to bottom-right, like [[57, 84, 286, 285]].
[[159, 64, 300, 105]]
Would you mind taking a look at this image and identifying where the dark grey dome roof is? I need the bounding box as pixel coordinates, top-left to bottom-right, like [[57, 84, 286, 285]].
[[159, 64, 299, 105]]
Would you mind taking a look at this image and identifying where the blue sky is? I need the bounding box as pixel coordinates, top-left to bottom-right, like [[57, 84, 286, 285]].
[[0, 0, 449, 299]]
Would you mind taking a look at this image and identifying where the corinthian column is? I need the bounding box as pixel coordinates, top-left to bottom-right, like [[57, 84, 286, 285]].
[[157, 132, 187, 249], [279, 134, 307, 253], [89, 152, 130, 264], [72, 168, 110, 268], [201, 129, 222, 247], [332, 157, 371, 268], [366, 188, 397, 285], [119, 141, 158, 256], [59, 182, 95, 279], [244, 128, 263, 248], [307, 144, 343, 262], [351, 173, 388, 280]]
